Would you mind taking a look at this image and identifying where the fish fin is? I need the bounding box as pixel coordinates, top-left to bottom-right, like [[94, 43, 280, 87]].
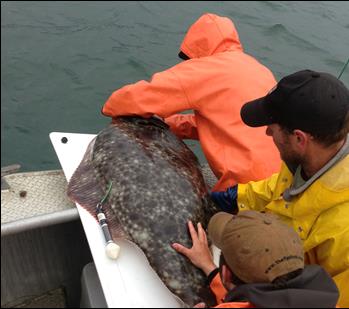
[[102, 201, 129, 240], [67, 138, 128, 239], [67, 138, 102, 216]]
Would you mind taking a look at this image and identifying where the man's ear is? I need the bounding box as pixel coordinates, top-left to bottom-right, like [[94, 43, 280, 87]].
[[221, 264, 235, 290], [293, 129, 309, 151]]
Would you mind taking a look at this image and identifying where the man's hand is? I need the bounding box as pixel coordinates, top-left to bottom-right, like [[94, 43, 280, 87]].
[[172, 221, 217, 276], [210, 185, 238, 214]]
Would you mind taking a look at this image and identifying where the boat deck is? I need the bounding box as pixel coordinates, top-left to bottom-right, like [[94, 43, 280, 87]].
[[1, 170, 78, 236], [1, 165, 217, 308]]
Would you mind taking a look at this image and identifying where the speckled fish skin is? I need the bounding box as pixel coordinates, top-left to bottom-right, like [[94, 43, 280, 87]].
[[67, 117, 219, 306]]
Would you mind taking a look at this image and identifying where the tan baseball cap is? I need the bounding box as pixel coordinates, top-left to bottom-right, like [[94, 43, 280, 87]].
[[208, 210, 304, 283]]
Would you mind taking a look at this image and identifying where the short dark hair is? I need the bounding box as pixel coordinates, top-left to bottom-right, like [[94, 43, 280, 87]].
[[281, 111, 349, 147]]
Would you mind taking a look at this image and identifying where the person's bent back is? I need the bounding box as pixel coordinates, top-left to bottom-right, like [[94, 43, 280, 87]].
[[102, 13, 281, 191]]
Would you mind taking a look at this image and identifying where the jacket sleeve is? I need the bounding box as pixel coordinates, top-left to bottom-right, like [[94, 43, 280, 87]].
[[237, 172, 280, 212], [210, 186, 238, 213], [102, 67, 191, 119], [164, 114, 199, 140], [304, 202, 349, 308]]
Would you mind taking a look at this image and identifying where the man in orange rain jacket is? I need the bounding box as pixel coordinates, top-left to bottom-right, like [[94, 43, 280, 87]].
[[102, 13, 281, 191]]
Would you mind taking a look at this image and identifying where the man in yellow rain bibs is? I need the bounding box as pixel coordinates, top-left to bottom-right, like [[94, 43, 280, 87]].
[[211, 70, 349, 307]]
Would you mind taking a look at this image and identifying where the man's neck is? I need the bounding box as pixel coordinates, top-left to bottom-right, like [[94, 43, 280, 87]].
[[302, 139, 346, 179]]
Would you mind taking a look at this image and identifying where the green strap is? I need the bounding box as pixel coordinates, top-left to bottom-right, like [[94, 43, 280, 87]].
[[100, 181, 113, 205]]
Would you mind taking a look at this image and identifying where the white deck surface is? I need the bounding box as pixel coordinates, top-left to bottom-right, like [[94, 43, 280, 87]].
[[1, 170, 75, 225]]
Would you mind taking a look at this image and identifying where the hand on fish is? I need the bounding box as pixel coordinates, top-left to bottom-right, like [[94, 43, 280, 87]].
[[172, 221, 217, 276]]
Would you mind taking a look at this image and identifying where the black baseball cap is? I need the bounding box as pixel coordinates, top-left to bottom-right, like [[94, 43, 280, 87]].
[[241, 70, 349, 135]]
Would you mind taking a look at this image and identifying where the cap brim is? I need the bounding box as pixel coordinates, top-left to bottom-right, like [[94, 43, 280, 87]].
[[208, 212, 234, 249], [240, 97, 273, 127]]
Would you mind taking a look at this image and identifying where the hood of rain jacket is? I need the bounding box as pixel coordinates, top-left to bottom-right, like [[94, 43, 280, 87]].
[[180, 13, 243, 59], [225, 265, 339, 308]]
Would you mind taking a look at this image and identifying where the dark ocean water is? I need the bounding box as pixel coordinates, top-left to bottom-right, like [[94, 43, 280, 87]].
[[2, 1, 349, 171]]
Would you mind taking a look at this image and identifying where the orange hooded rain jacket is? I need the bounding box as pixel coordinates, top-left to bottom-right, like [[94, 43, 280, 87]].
[[102, 13, 281, 191]]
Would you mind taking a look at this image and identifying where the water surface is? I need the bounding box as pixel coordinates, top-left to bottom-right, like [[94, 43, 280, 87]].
[[2, 1, 348, 171]]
